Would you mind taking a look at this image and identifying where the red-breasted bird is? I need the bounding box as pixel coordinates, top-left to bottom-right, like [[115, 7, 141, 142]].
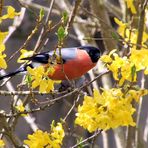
[[0, 46, 101, 80]]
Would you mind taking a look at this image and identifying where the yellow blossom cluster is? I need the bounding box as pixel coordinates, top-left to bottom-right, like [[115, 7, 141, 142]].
[[75, 88, 147, 132], [24, 122, 65, 148], [0, 6, 20, 69], [101, 48, 148, 85], [114, 18, 148, 47], [27, 66, 60, 93], [102, 16, 148, 85]]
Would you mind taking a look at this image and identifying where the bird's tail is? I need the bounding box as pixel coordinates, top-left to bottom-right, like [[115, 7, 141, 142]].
[[0, 64, 31, 80]]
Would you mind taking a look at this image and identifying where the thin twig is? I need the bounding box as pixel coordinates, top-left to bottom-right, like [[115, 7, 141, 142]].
[[45, 70, 109, 104], [0, 90, 68, 96], [70, 130, 102, 148], [19, 0, 60, 15], [7, 16, 42, 62], [34, 0, 55, 52], [3, 71, 109, 118], [65, 0, 82, 32]]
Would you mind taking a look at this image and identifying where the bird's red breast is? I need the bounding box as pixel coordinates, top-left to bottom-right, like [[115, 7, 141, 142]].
[[48, 49, 96, 80]]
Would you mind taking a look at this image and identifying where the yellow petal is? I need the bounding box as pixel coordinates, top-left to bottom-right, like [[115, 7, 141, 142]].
[[0, 56, 7, 69], [17, 49, 34, 63]]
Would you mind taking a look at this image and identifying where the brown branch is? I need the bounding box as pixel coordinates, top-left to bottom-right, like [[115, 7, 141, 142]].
[[0, 0, 3, 16], [0, 90, 67, 96], [3, 71, 109, 118], [65, 0, 82, 32], [45, 70, 109, 103], [136, 0, 148, 49]]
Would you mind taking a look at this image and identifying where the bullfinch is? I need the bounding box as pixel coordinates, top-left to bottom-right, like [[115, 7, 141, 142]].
[[0, 46, 101, 80]]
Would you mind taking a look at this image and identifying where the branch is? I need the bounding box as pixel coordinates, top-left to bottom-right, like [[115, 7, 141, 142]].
[[65, 0, 82, 32], [0, 0, 4, 16], [34, 0, 55, 52], [0, 90, 68, 96], [136, 0, 148, 49], [70, 130, 102, 148]]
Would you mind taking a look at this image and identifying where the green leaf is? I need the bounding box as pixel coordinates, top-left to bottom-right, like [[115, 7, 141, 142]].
[[39, 8, 45, 21], [111, 32, 120, 41], [25, 75, 32, 86], [62, 11, 68, 24], [131, 64, 136, 81], [76, 137, 85, 148], [57, 26, 67, 41]]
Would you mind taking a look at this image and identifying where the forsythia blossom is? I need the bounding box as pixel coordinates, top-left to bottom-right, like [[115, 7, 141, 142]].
[[130, 48, 148, 75], [124, 0, 136, 14], [103, 17, 148, 85], [75, 88, 147, 132], [17, 49, 34, 63], [0, 44, 7, 69], [15, 103, 25, 112], [24, 122, 65, 148], [0, 139, 5, 147], [101, 48, 148, 85], [15, 102, 28, 117], [0, 32, 8, 69], [0, 6, 20, 22], [0, 6, 20, 69], [27, 66, 60, 93], [101, 52, 134, 85], [114, 17, 148, 48]]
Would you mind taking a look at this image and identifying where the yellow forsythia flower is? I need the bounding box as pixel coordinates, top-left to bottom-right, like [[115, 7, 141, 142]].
[[24, 122, 65, 148], [24, 130, 52, 148], [75, 88, 138, 132], [1, 6, 20, 21], [0, 139, 5, 147], [114, 18, 128, 37], [127, 89, 148, 102], [114, 17, 147, 48], [50, 122, 65, 145], [17, 49, 34, 63], [0, 31, 8, 69], [15, 103, 25, 112], [101, 47, 148, 85], [0, 44, 7, 69], [101, 52, 136, 85], [125, 0, 136, 14], [27, 66, 59, 93], [130, 48, 148, 75], [15, 103, 28, 116]]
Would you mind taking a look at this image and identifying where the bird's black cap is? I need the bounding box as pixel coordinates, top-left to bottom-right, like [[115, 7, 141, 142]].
[[79, 46, 101, 63]]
